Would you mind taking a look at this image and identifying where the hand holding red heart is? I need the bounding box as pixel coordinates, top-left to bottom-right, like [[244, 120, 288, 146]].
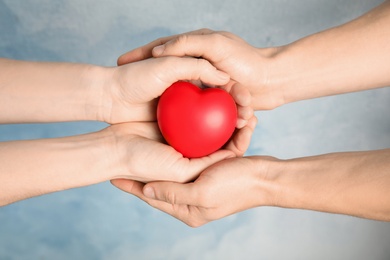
[[111, 55, 255, 158], [111, 56, 253, 129]]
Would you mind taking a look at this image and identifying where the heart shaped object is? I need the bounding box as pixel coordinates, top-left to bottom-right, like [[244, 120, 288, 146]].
[[157, 81, 237, 158]]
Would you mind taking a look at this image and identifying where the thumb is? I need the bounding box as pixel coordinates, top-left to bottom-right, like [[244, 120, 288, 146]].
[[143, 182, 198, 205]]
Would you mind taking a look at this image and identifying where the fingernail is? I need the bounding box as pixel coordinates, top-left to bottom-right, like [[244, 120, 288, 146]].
[[143, 186, 156, 199], [153, 45, 165, 56]]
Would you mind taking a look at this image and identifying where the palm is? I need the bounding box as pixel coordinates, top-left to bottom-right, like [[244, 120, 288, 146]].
[[110, 122, 235, 183], [109, 60, 169, 123]]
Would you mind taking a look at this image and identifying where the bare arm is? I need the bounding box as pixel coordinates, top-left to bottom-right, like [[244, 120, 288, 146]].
[[0, 121, 247, 207], [112, 149, 390, 227], [270, 0, 390, 104], [0, 58, 106, 123], [0, 56, 233, 124], [276, 149, 390, 221], [0, 56, 255, 206], [0, 128, 115, 206], [118, 1, 390, 109]]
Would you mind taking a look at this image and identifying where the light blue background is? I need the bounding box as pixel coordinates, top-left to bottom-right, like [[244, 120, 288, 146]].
[[1, 0, 390, 259]]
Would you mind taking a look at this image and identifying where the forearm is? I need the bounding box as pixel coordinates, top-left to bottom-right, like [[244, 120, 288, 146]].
[[0, 129, 119, 206], [0, 58, 110, 123], [264, 149, 390, 221], [265, 1, 390, 104]]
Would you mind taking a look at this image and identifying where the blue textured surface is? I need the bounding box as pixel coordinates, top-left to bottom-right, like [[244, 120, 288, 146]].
[[0, 1, 389, 259]]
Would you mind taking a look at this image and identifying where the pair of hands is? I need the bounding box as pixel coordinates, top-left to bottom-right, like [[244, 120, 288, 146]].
[[110, 29, 276, 227], [105, 52, 257, 184]]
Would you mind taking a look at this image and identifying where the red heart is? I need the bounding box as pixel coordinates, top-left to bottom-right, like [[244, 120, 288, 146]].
[[157, 81, 237, 158]]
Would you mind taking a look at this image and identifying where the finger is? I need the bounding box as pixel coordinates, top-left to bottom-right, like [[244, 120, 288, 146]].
[[117, 29, 214, 65], [112, 179, 208, 227], [117, 37, 173, 65], [176, 149, 235, 183], [160, 57, 230, 88], [225, 116, 258, 156], [230, 83, 252, 107], [111, 179, 182, 216], [152, 33, 226, 63], [236, 105, 254, 129], [229, 83, 253, 128], [236, 118, 248, 129], [238, 106, 254, 120], [247, 114, 258, 131], [110, 178, 145, 196], [143, 181, 203, 206]]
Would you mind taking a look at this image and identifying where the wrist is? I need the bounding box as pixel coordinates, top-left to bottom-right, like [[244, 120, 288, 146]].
[[98, 65, 147, 124], [80, 64, 114, 123], [262, 154, 330, 211], [252, 47, 287, 110], [100, 123, 148, 180], [56, 128, 125, 185], [0, 129, 123, 205], [263, 43, 310, 106], [70, 125, 133, 182], [249, 156, 286, 207]]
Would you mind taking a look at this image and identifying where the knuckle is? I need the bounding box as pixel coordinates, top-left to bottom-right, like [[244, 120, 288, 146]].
[[154, 57, 177, 81], [164, 190, 177, 204], [195, 58, 210, 68], [174, 34, 189, 47], [210, 32, 225, 44], [198, 28, 213, 34], [156, 36, 167, 46], [193, 59, 212, 79]]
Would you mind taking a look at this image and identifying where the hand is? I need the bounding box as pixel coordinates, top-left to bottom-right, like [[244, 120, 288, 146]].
[[107, 116, 256, 183], [103, 56, 231, 124], [111, 155, 277, 227], [0, 116, 255, 206], [113, 149, 390, 224], [117, 29, 284, 110], [0, 57, 251, 125]]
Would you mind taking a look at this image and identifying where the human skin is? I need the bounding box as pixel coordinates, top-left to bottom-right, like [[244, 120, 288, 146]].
[[112, 1, 390, 225], [0, 57, 253, 124], [0, 56, 256, 206], [118, 2, 390, 111], [0, 121, 257, 207], [113, 149, 390, 227]]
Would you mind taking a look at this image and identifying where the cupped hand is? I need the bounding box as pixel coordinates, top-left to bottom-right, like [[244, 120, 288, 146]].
[[107, 115, 256, 183], [111, 155, 278, 227], [104, 56, 230, 124], [110, 116, 259, 226], [106, 122, 232, 183], [117, 28, 284, 110]]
